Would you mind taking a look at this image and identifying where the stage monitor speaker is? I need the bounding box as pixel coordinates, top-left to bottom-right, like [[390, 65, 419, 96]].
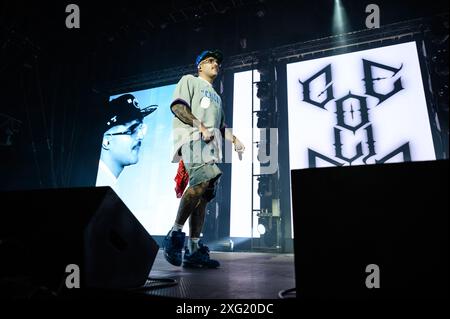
[[291, 160, 448, 299], [0, 186, 159, 296]]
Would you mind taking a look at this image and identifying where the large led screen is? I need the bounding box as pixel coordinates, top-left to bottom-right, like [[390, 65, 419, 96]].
[[95, 84, 179, 236], [287, 41, 436, 170]]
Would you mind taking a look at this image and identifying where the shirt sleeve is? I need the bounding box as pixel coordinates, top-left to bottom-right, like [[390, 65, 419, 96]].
[[171, 75, 193, 109]]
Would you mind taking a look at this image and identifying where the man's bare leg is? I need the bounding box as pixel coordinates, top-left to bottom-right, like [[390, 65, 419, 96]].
[[162, 181, 208, 266], [188, 198, 208, 253], [174, 181, 209, 226], [189, 198, 208, 237], [183, 188, 220, 268]]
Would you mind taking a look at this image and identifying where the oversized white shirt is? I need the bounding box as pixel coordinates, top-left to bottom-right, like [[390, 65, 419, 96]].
[[95, 160, 118, 192]]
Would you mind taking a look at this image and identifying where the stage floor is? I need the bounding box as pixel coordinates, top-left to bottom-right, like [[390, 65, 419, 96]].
[[139, 250, 295, 299]]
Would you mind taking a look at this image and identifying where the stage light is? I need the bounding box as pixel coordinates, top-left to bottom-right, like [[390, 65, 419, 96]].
[[332, 0, 350, 35], [256, 58, 272, 78], [257, 215, 280, 248], [256, 111, 270, 128], [204, 238, 235, 252], [256, 81, 271, 100], [257, 175, 271, 197], [257, 223, 266, 235]]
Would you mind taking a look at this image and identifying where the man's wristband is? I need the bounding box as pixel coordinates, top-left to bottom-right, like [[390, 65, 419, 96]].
[[232, 135, 236, 144]]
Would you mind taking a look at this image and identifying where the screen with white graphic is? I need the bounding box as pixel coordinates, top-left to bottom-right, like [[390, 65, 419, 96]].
[[287, 41, 436, 170]]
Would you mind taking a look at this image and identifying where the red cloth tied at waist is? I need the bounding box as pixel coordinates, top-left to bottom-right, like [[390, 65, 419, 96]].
[[174, 159, 189, 198]]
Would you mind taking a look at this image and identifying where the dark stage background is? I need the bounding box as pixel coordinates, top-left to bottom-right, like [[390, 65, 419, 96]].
[[0, 0, 448, 192]]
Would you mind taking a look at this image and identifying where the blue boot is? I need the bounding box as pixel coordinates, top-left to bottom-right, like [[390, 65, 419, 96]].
[[162, 230, 186, 266], [183, 241, 220, 268]]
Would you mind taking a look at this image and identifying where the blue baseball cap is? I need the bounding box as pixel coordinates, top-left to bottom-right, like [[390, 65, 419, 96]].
[[195, 49, 223, 68]]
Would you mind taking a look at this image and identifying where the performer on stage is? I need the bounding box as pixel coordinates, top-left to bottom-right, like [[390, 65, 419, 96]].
[[163, 50, 245, 268]]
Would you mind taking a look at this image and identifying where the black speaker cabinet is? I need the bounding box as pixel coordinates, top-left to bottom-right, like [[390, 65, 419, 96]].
[[291, 160, 448, 299], [0, 186, 159, 295]]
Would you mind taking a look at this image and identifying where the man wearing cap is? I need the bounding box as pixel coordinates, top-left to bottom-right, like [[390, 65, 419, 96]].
[[96, 94, 157, 191], [163, 50, 245, 268]]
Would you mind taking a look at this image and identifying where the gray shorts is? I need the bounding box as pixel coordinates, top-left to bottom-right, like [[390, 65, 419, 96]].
[[181, 139, 222, 188]]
